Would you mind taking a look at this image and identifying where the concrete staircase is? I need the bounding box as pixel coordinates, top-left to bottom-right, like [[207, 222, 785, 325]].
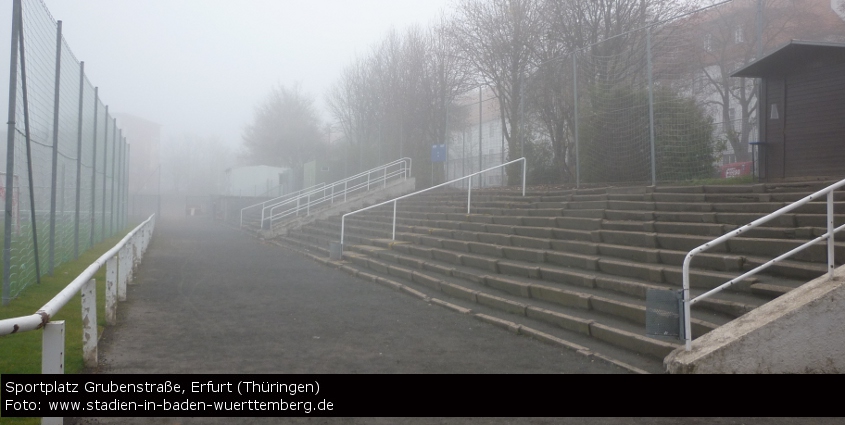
[[274, 181, 845, 373]]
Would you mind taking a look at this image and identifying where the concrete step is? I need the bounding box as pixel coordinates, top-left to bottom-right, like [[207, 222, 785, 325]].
[[338, 214, 817, 284]]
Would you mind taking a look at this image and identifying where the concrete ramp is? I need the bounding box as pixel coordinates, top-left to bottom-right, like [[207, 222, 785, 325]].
[[261, 177, 416, 239], [665, 265, 845, 373]]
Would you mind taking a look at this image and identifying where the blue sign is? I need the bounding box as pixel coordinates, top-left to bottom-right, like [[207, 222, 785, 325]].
[[431, 144, 446, 163]]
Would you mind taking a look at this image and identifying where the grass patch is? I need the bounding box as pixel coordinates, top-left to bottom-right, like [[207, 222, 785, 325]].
[[0, 225, 139, 424]]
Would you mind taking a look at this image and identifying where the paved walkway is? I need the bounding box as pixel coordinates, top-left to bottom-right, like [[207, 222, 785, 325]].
[[75, 218, 832, 424], [94, 217, 621, 375]]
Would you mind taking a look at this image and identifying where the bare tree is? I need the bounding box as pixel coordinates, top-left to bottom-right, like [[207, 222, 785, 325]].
[[243, 84, 326, 181], [326, 21, 470, 187], [450, 0, 548, 185]]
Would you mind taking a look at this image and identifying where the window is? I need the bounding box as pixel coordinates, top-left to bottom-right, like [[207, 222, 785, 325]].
[[734, 25, 744, 44], [704, 33, 712, 52]]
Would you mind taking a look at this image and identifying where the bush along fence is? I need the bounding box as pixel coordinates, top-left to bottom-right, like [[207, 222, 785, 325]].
[[2, 0, 130, 304]]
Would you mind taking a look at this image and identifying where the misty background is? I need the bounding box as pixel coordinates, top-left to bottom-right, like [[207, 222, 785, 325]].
[[0, 0, 451, 195]]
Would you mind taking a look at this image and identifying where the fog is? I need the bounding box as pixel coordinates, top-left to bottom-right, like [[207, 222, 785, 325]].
[[0, 0, 452, 149]]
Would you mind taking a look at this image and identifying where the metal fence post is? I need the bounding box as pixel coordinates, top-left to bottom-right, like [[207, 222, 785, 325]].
[[102, 106, 108, 241], [3, 0, 22, 305], [90, 88, 98, 248], [48, 20, 64, 276], [573, 54, 580, 189], [81, 278, 97, 367], [110, 124, 117, 236], [74, 61, 84, 259], [647, 26, 657, 187]]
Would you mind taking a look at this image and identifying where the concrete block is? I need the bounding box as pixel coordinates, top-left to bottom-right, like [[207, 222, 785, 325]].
[[387, 265, 414, 281], [502, 246, 546, 263], [441, 239, 470, 253], [407, 245, 433, 259], [477, 233, 513, 246], [525, 307, 592, 335], [476, 293, 528, 316], [539, 267, 596, 288], [399, 284, 430, 301], [511, 235, 551, 250], [518, 326, 590, 352], [589, 322, 679, 359], [496, 262, 542, 279], [422, 262, 455, 277], [491, 216, 523, 226], [431, 249, 463, 266], [412, 272, 443, 291], [467, 242, 504, 258], [513, 227, 554, 240], [419, 235, 443, 248], [589, 296, 646, 324], [521, 217, 556, 227], [451, 269, 487, 284], [429, 298, 472, 315], [484, 275, 532, 297], [546, 252, 599, 271], [460, 254, 499, 273], [474, 314, 521, 334], [439, 282, 479, 303], [549, 240, 599, 255], [528, 284, 591, 309], [665, 267, 845, 373]]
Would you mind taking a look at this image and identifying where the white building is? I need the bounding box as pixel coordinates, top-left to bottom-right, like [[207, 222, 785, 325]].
[[223, 165, 289, 197], [447, 87, 508, 187]]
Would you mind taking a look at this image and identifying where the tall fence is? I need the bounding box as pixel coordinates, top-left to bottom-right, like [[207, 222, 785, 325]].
[[2, 0, 128, 304], [448, 1, 762, 188]]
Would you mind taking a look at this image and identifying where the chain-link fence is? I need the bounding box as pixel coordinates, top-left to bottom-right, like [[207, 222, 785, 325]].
[[2, 0, 128, 304], [446, 2, 762, 188]]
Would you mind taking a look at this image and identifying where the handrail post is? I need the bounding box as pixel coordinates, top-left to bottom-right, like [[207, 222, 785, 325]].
[[467, 179, 472, 215], [828, 191, 835, 279], [522, 158, 527, 196], [683, 255, 692, 351], [392, 200, 397, 240], [344, 181, 348, 202], [340, 215, 346, 246], [81, 278, 97, 368]]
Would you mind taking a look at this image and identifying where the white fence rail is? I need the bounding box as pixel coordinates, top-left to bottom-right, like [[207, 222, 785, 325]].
[[239, 183, 326, 227], [0, 214, 156, 372], [265, 158, 412, 229], [340, 157, 526, 251], [682, 178, 845, 350]]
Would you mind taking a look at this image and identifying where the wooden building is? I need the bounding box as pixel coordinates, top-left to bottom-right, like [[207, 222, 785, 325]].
[[732, 40, 845, 181]]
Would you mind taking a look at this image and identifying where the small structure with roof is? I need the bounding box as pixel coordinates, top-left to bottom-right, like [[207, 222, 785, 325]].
[[732, 40, 845, 181]]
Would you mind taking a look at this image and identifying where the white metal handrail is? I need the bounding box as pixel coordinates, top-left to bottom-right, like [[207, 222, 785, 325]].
[[340, 157, 526, 250], [265, 158, 412, 228], [682, 178, 845, 350], [0, 214, 156, 372], [239, 182, 326, 227]]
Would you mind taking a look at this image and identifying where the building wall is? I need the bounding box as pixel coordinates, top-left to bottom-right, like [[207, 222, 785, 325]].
[[224, 165, 288, 197], [114, 113, 160, 195]]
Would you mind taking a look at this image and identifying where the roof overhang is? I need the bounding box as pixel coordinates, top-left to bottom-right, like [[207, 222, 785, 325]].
[[731, 40, 845, 78]]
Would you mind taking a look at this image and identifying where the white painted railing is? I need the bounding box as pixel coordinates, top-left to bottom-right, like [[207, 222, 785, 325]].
[[340, 157, 526, 251], [239, 183, 326, 227], [265, 158, 412, 229], [0, 214, 156, 372], [682, 178, 845, 350]]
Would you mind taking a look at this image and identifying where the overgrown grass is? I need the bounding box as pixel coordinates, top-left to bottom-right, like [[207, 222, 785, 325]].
[[0, 225, 137, 424]]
